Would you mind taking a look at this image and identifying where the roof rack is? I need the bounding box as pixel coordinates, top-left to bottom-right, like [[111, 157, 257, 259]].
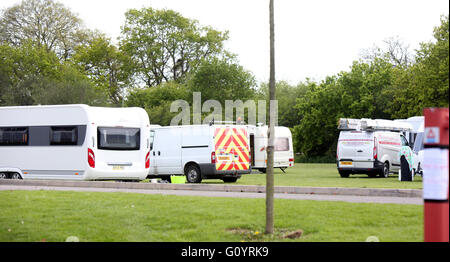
[[209, 119, 246, 126], [338, 118, 412, 132]]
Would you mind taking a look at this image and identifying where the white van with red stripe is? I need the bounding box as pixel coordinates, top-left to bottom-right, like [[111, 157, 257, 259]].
[[336, 118, 411, 178]]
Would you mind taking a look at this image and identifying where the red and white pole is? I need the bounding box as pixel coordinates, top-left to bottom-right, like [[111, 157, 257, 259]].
[[423, 108, 449, 242]]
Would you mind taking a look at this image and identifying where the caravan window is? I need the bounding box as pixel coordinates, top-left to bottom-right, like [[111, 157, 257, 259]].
[[50, 126, 78, 145], [98, 127, 140, 150], [0, 127, 28, 146], [274, 137, 289, 151]]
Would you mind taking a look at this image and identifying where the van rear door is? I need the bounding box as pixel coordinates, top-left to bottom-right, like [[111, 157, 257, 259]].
[[337, 131, 374, 169], [214, 126, 250, 172]]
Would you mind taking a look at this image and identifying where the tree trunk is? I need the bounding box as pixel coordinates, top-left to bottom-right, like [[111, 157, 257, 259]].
[[266, 0, 276, 235]]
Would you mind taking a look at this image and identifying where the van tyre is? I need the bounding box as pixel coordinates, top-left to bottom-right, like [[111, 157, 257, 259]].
[[0, 173, 7, 179], [222, 177, 238, 183], [339, 171, 350, 178], [380, 162, 389, 178], [185, 165, 202, 183]]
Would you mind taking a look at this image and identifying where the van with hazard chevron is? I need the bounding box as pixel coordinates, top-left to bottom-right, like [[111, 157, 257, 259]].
[[147, 122, 251, 183], [336, 118, 413, 178]]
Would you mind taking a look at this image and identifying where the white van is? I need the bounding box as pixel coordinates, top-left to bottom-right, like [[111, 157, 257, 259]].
[[247, 125, 294, 173], [147, 124, 251, 183], [336, 118, 412, 178], [0, 104, 150, 181]]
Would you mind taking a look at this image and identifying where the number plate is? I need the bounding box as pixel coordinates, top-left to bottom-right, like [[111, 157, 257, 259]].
[[112, 166, 124, 170], [340, 161, 353, 166], [218, 156, 231, 161]]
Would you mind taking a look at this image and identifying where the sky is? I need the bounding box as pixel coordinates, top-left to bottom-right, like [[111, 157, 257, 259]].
[[1, 0, 449, 85]]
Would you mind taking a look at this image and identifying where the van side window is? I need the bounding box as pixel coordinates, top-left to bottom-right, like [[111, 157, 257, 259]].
[[149, 130, 155, 150], [50, 126, 78, 145], [0, 127, 28, 146], [400, 135, 409, 147]]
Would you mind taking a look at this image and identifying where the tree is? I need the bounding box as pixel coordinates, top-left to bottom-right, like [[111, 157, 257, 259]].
[[0, 0, 89, 60], [256, 81, 309, 128], [0, 41, 60, 105], [32, 64, 109, 106], [72, 35, 133, 105], [0, 41, 109, 106], [126, 81, 189, 125], [187, 58, 256, 104], [383, 15, 449, 118], [266, 0, 275, 235], [119, 7, 229, 87], [360, 36, 414, 68]]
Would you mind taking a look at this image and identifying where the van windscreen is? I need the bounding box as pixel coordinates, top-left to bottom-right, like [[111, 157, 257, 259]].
[[98, 127, 140, 150]]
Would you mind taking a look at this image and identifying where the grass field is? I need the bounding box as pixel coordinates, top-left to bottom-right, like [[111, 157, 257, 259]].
[[0, 190, 422, 242], [202, 163, 423, 189]]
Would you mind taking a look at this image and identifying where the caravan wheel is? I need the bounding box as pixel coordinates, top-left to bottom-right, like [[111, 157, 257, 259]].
[[11, 173, 22, 179]]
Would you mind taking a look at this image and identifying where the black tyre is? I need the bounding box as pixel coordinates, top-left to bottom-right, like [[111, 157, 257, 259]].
[[259, 168, 267, 174], [380, 162, 389, 178], [400, 156, 412, 181], [222, 177, 238, 183], [11, 173, 22, 179], [339, 171, 350, 178], [160, 176, 171, 183], [0, 173, 7, 179], [368, 173, 378, 178], [185, 165, 202, 183]]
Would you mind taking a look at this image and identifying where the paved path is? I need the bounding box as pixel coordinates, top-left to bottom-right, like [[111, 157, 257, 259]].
[[0, 184, 423, 205]]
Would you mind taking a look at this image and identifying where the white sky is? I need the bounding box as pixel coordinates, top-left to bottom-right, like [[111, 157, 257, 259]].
[[1, 0, 449, 85]]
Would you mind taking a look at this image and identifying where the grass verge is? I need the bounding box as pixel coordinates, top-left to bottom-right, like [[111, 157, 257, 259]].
[[199, 164, 423, 189], [0, 190, 422, 242]]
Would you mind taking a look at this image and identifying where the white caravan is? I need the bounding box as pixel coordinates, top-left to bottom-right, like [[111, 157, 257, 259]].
[[395, 116, 424, 144], [147, 124, 251, 183], [336, 118, 412, 178], [0, 104, 150, 181], [247, 125, 294, 173]]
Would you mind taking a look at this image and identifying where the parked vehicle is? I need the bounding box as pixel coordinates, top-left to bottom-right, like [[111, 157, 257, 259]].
[[0, 104, 151, 181], [411, 131, 424, 176], [147, 124, 251, 183], [247, 124, 294, 173], [395, 116, 424, 145], [336, 118, 412, 178]]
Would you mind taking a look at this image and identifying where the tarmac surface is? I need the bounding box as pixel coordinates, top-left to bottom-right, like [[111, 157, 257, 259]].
[[0, 179, 423, 205]]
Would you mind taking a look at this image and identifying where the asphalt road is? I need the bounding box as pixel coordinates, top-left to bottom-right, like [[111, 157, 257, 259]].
[[0, 184, 423, 205]]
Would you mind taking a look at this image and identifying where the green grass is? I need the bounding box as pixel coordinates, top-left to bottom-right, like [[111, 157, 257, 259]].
[[201, 164, 423, 189], [0, 190, 422, 242]]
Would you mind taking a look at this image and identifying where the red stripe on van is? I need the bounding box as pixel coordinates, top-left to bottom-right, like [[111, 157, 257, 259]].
[[339, 139, 373, 142], [378, 141, 401, 145]]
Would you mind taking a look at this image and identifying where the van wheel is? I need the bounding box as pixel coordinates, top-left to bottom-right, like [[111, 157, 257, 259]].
[[222, 177, 238, 183], [380, 162, 389, 178], [0, 173, 7, 179], [185, 165, 202, 183], [339, 171, 350, 178], [11, 173, 22, 179]]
